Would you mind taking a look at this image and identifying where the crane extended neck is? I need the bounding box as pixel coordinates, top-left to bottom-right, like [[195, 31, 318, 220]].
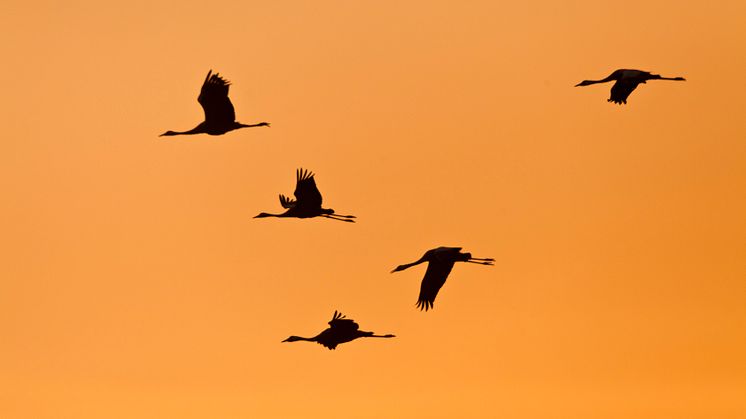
[[391, 258, 426, 273], [282, 336, 314, 343], [254, 212, 285, 218]]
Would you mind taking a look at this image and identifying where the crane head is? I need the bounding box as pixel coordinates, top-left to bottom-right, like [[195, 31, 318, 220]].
[[391, 264, 408, 273]]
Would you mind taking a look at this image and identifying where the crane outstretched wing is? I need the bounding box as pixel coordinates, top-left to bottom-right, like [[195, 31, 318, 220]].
[[609, 79, 640, 104], [198, 70, 236, 125], [294, 168, 323, 209], [416, 259, 456, 311], [328, 311, 359, 332], [319, 341, 338, 350], [313, 328, 342, 350], [279, 194, 296, 209]]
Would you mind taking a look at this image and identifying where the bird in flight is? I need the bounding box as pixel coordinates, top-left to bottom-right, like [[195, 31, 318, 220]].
[[575, 69, 685, 104], [160, 70, 270, 136], [391, 247, 494, 311], [254, 168, 356, 222], [282, 311, 395, 350]]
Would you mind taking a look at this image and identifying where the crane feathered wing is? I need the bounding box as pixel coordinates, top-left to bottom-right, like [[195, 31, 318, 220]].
[[313, 328, 340, 350], [279, 194, 296, 209], [328, 311, 359, 332], [294, 168, 323, 210], [609, 79, 640, 104], [198, 70, 236, 125], [416, 258, 456, 311], [312, 311, 359, 350]]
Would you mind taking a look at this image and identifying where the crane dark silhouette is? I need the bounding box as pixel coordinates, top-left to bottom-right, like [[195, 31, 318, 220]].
[[575, 69, 685, 104], [282, 311, 395, 350], [391, 246, 494, 311], [254, 168, 356, 222], [160, 70, 269, 136]]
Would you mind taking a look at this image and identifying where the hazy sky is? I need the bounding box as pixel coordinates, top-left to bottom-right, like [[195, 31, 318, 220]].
[[1, 1, 745, 418]]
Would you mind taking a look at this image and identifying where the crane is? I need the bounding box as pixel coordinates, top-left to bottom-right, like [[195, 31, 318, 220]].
[[392, 247, 494, 311], [575, 69, 685, 104], [160, 70, 269, 136], [282, 311, 395, 350], [254, 168, 356, 222]]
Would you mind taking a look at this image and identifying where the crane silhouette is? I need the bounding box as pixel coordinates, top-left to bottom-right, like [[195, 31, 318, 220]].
[[160, 70, 269, 136], [575, 69, 685, 104], [282, 311, 395, 350], [391, 247, 494, 311], [254, 168, 356, 222]]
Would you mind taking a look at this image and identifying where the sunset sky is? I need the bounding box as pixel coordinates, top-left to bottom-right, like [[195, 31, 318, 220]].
[[1, 1, 745, 418]]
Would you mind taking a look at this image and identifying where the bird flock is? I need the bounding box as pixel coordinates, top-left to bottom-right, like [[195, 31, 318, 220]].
[[161, 67, 685, 350]]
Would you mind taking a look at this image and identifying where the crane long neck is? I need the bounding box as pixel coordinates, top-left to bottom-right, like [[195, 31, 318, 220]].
[[178, 127, 202, 135], [284, 335, 315, 342], [160, 126, 204, 136], [399, 257, 427, 270], [587, 76, 615, 85], [254, 212, 286, 218]]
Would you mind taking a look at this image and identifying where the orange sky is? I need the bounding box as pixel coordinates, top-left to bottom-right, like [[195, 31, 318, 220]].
[[1, 1, 745, 418]]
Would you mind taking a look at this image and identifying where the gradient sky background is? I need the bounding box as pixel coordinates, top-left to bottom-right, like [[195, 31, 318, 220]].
[[1, 1, 745, 418]]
